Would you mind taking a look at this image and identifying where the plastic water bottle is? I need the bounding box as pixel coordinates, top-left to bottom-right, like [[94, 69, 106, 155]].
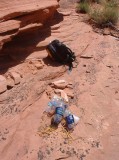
[[45, 95, 63, 115], [64, 110, 80, 129], [53, 102, 67, 125]]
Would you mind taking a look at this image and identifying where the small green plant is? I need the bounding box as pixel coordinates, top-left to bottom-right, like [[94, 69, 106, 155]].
[[103, 0, 118, 7], [76, 1, 90, 13], [90, 0, 119, 25], [90, 9, 103, 25], [103, 4, 118, 23]]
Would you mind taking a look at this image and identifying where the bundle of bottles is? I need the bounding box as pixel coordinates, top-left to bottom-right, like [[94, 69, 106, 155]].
[[45, 95, 80, 130]]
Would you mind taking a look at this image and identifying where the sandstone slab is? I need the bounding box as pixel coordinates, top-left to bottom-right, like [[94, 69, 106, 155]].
[[10, 72, 21, 85], [0, 75, 7, 94], [0, 20, 20, 34], [64, 88, 74, 98], [0, 0, 59, 50], [6, 77, 15, 88], [52, 80, 68, 89], [35, 63, 44, 69], [0, 0, 59, 21]]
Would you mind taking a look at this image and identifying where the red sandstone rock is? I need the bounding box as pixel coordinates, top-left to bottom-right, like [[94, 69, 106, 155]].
[[6, 77, 15, 88], [33, 60, 44, 69], [52, 80, 68, 89], [0, 20, 20, 34], [0, 0, 59, 50], [10, 72, 21, 85], [0, 75, 7, 93], [0, 0, 58, 21], [64, 88, 74, 98], [0, 1, 119, 160], [35, 63, 44, 69]]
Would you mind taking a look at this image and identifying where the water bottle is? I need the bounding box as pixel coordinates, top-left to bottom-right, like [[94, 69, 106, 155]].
[[53, 102, 67, 125], [45, 95, 64, 115], [64, 110, 80, 129]]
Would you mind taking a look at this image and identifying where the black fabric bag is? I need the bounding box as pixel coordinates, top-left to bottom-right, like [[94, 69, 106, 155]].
[[46, 39, 76, 71]]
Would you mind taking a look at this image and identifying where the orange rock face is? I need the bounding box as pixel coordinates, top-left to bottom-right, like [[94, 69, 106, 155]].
[[0, 0, 59, 50], [0, 0, 119, 160]]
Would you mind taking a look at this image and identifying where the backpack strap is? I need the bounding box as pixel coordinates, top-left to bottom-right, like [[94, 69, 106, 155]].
[[64, 46, 78, 71], [60, 43, 75, 61]]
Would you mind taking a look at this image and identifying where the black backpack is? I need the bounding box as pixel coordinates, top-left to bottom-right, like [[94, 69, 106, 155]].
[[46, 40, 77, 71]]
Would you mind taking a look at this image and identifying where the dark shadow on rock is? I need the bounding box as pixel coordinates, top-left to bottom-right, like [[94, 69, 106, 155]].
[[0, 11, 64, 74], [42, 56, 64, 68]]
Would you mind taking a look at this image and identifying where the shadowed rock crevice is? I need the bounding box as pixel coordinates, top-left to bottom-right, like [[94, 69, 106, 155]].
[[0, 0, 60, 51], [0, 0, 63, 74], [0, 10, 63, 73]]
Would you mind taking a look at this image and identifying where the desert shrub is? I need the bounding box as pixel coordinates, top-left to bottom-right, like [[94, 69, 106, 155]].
[[90, 0, 119, 25], [79, 0, 100, 2], [103, 3, 118, 23], [104, 0, 118, 7], [90, 9, 103, 25], [76, 1, 90, 13]]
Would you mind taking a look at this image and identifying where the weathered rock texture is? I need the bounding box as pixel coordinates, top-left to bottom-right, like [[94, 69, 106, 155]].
[[0, 0, 119, 160], [0, 0, 59, 50]]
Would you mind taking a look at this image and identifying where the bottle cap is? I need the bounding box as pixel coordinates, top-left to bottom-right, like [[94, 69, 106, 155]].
[[73, 115, 80, 124], [48, 102, 52, 107]]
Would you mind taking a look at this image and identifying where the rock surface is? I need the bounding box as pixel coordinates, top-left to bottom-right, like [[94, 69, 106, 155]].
[[10, 72, 21, 85], [52, 79, 68, 89], [0, 0, 59, 50], [0, 75, 7, 93], [0, 0, 119, 160], [6, 76, 15, 88]]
